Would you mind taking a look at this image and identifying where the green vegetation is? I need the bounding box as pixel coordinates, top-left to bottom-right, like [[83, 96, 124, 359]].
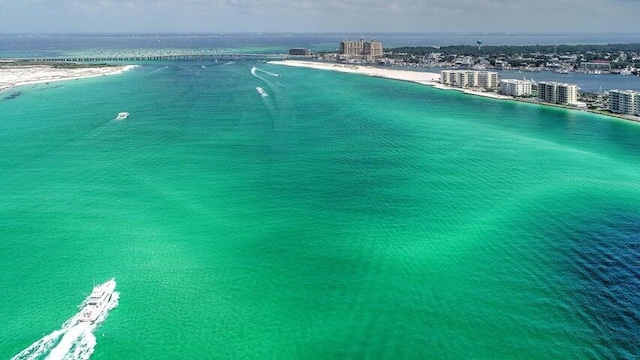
[[388, 43, 640, 57], [385, 43, 640, 71]]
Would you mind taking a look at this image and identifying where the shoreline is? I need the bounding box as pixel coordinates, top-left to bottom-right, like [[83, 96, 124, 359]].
[[0, 64, 137, 94], [268, 60, 640, 125], [268, 60, 440, 86]]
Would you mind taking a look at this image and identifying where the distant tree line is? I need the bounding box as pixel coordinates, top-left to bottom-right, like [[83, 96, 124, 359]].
[[387, 43, 640, 57]]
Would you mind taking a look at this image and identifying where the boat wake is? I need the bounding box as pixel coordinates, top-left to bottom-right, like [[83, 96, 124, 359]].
[[251, 66, 279, 77], [147, 65, 169, 75], [11, 281, 119, 360]]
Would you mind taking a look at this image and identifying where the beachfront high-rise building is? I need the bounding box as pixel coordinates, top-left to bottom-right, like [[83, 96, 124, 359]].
[[499, 79, 533, 97], [454, 71, 474, 87], [364, 41, 383, 57], [441, 70, 469, 87], [538, 81, 578, 105], [440, 70, 499, 90], [477, 71, 499, 89], [609, 89, 640, 115], [340, 39, 383, 58], [441, 70, 456, 86]]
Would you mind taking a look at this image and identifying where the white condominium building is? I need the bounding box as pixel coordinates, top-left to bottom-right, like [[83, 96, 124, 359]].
[[441, 70, 457, 86], [538, 81, 578, 105], [609, 90, 640, 115], [477, 71, 499, 90], [440, 70, 499, 89], [441, 70, 473, 87], [500, 79, 533, 97], [455, 71, 474, 87]]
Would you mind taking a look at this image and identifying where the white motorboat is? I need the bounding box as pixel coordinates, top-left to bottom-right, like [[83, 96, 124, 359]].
[[256, 87, 268, 97], [80, 278, 117, 323]]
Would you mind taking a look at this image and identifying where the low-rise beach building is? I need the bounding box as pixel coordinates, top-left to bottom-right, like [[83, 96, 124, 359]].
[[288, 48, 311, 56], [538, 81, 578, 105], [579, 61, 612, 73], [609, 89, 640, 115], [500, 79, 533, 97]]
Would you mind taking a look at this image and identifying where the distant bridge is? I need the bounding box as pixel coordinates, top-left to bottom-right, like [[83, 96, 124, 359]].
[[11, 53, 306, 63]]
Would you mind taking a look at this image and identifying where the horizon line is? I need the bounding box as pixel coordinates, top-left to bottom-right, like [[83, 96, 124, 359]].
[[2, 31, 640, 36]]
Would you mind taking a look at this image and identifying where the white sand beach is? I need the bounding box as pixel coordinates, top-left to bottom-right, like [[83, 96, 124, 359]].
[[269, 60, 440, 85], [0, 64, 136, 93], [268, 60, 514, 100]]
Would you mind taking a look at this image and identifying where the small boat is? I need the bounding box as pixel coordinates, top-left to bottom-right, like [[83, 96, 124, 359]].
[[256, 87, 268, 97], [80, 278, 116, 323], [115, 112, 129, 120]]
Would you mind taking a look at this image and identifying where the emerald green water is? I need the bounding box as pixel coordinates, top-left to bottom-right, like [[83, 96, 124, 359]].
[[1, 63, 639, 359]]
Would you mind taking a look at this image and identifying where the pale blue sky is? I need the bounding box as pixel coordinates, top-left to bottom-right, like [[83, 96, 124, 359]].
[[0, 0, 637, 33]]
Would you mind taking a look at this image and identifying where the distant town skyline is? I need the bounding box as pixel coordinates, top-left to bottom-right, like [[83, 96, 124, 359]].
[[0, 0, 638, 34]]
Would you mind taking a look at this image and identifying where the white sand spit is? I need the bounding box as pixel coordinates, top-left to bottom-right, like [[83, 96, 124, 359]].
[[268, 60, 440, 85], [0, 64, 136, 93]]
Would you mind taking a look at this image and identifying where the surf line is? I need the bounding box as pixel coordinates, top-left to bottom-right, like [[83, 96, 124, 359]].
[[11, 279, 119, 360]]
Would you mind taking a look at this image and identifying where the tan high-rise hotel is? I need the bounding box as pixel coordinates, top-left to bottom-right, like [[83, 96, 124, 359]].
[[340, 39, 383, 58]]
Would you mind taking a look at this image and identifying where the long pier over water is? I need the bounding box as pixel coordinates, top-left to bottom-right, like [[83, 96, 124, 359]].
[[10, 53, 300, 63]]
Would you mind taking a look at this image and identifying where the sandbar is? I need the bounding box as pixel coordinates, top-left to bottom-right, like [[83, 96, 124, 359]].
[[0, 64, 137, 93]]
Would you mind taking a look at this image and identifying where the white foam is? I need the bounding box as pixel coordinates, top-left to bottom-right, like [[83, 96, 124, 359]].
[[251, 66, 279, 77], [46, 323, 91, 360], [12, 285, 119, 360], [10, 330, 65, 360], [147, 65, 169, 75]]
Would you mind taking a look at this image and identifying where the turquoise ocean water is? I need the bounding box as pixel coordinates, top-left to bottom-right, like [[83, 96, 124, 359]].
[[1, 60, 640, 358]]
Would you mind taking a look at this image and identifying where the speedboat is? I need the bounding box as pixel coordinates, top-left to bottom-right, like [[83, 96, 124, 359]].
[[80, 278, 116, 323], [115, 112, 129, 120], [256, 87, 268, 97]]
